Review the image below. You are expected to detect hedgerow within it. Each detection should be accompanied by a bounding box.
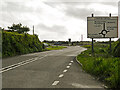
[2,31,43,57]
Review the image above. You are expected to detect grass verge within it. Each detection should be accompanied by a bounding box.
[77,43,120,89]
[46,45,67,51]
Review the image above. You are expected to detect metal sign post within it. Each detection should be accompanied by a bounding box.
[68,38,71,46]
[109,38,112,53]
[91,14,94,54]
[92,38,94,53]
[109,13,112,53]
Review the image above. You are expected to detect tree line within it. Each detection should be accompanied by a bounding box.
[2,23,30,34]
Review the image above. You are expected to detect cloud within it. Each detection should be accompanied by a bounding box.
[45,2,118,21]
[64,2,117,20]
[37,24,68,35]
[64,6,101,20]
[0,0,118,41]
[30,23,68,41]
[1,1,37,13]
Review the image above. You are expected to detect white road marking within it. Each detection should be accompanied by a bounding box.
[59,74,64,78]
[52,81,59,86]
[0,58,34,71]
[72,83,102,88]
[0,55,47,73]
[0,59,36,73]
[63,69,67,73]
[66,66,70,68]
[70,61,73,63]
[69,63,72,65]
[72,83,90,88]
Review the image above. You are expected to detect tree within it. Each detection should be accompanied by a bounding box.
[8,23,30,33]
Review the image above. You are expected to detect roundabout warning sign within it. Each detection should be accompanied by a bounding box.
[87,16,118,38]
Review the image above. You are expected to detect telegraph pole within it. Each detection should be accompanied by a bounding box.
[81,34,83,45]
[33,25,34,35]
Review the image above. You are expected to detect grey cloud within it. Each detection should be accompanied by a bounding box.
[2,1,42,13]
[36,24,68,40]
[64,2,118,20]
[2,2,30,13]
[37,24,67,36]
[45,2,117,21]
[64,6,103,20]
[100,2,118,7]
[45,2,117,8]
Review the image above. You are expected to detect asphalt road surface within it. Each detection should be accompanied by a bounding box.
[2,46,105,89]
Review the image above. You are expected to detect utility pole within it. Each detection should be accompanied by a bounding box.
[81,34,83,45]
[81,34,83,41]
[33,25,34,35]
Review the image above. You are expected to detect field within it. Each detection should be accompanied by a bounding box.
[77,41,120,88]
[46,45,67,51]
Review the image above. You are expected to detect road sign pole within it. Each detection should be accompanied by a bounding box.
[109,13,112,53]
[91,14,94,54]
[109,38,112,53]
[92,38,94,53]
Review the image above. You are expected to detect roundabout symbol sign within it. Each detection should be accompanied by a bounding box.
[87,16,118,38]
[99,23,110,38]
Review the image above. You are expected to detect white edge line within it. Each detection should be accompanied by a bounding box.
[75,57,83,67]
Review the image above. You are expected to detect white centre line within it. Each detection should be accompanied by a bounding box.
[70,61,73,63]
[52,81,59,86]
[59,74,64,78]
[63,69,67,73]
[66,66,70,68]
[69,63,72,65]
[0,55,47,73]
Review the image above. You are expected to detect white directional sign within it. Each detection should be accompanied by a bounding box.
[87,17,118,38]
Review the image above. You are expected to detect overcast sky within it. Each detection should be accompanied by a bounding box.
[0,0,119,41]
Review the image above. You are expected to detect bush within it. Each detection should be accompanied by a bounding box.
[113,41,120,57]
[2,31,43,57]
[77,42,120,88]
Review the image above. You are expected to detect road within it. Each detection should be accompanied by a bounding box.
[2,46,105,89]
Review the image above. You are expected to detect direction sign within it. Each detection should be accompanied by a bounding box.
[87,17,118,38]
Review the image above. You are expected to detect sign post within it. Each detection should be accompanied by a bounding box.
[87,13,118,53]
[109,13,112,53]
[109,38,112,53]
[91,14,94,54]
[68,38,71,46]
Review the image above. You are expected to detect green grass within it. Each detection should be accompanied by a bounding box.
[46,46,67,50]
[77,42,120,88]
[81,45,91,48]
